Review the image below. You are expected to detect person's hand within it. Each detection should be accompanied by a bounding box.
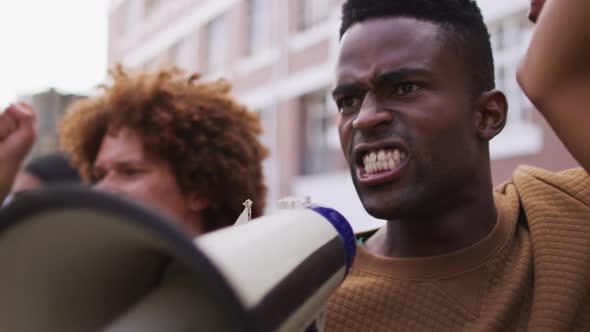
[0,103,37,202]
[0,103,36,162]
[529,0,546,23]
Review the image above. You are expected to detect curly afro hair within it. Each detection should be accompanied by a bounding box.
[340,0,495,96]
[59,65,268,231]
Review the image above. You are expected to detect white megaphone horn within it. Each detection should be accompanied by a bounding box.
[0,186,356,332]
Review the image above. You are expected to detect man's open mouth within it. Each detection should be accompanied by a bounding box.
[361,148,408,175]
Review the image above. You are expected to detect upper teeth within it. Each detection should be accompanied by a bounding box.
[363,149,407,174]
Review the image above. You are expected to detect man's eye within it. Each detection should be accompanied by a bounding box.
[396,82,420,95]
[338,96,362,113]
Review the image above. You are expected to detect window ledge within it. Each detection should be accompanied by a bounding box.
[236,48,279,76]
[289,20,332,52]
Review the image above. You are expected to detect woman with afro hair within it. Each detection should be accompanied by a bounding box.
[58,65,268,235]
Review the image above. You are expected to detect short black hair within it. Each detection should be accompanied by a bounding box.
[340,0,495,96]
[24,153,81,184]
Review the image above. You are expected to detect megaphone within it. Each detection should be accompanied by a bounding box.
[0,186,356,332]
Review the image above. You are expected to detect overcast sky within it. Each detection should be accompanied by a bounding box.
[0,0,109,107]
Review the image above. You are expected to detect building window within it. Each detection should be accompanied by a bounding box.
[299,90,345,175]
[171,34,197,71]
[246,0,271,56]
[256,106,279,209]
[206,16,226,74]
[299,0,331,30]
[486,10,542,158]
[489,12,534,126]
[123,0,141,36]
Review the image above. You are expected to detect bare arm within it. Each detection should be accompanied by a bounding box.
[517,0,590,172]
[0,103,36,203]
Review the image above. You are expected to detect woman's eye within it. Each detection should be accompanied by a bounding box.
[121,168,139,176]
[396,82,420,95]
[90,170,104,183]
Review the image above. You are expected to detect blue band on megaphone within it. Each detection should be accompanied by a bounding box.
[308,205,356,275]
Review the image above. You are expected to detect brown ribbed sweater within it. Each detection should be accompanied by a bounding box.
[326,166,590,331]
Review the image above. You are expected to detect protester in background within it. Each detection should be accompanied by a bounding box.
[58,65,268,235]
[325,0,590,330]
[10,153,81,193]
[1,152,82,207]
[1,66,268,236]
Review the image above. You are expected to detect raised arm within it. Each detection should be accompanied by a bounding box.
[0,103,36,203]
[517,0,590,172]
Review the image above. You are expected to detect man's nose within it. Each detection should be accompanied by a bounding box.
[352,95,393,130]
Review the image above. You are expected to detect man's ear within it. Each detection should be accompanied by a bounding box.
[473,90,508,141]
[187,192,208,214]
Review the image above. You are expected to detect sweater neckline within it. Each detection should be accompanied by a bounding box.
[354,192,517,280]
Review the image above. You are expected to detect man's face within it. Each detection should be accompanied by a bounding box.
[334,18,482,220]
[92,127,203,234]
[529,0,546,23]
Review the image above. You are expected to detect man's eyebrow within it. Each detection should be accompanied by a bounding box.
[332,68,432,97]
[332,84,366,98]
[374,68,432,86]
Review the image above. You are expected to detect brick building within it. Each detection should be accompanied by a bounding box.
[108,0,578,231]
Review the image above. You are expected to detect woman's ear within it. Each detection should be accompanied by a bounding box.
[187,192,208,214]
[474,90,508,141]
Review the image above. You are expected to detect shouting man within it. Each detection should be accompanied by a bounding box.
[326,0,590,331]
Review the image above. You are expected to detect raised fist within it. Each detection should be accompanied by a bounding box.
[0,103,37,201]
